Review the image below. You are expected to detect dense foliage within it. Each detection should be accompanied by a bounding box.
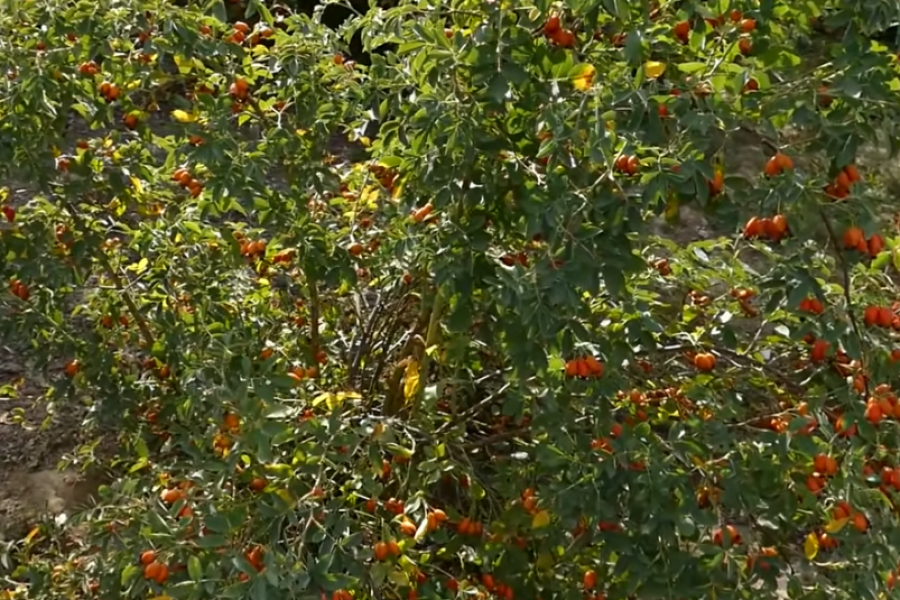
[2,0,900,599]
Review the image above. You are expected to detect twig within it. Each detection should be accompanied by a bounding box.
[460,427,527,451]
[63,200,155,350]
[437,377,512,435]
[816,204,869,397]
[305,272,321,355]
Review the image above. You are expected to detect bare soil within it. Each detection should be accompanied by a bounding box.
[0,345,109,541]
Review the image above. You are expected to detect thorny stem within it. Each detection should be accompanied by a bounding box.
[817,204,869,398]
[294,461,327,566]
[64,200,155,350]
[305,271,321,355]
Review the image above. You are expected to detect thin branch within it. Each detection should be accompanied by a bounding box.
[63,200,155,350]
[817,204,869,397]
[306,272,321,355]
[460,427,527,451]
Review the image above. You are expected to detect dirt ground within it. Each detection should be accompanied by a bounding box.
[0,343,111,541]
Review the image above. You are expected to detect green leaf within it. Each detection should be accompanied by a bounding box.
[207,0,227,23]
[676,62,707,74]
[188,556,202,581]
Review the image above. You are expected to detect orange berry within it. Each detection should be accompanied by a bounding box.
[64,359,81,377]
[693,352,716,372]
[399,519,417,536]
[743,217,764,239]
[713,524,741,545]
[868,234,884,257]
[806,474,825,494]
[864,305,880,327]
[865,400,883,424]
[544,15,561,35]
[673,20,691,43]
[142,561,162,581]
[160,488,184,505]
[374,541,389,561]
[412,203,434,223]
[842,226,865,250]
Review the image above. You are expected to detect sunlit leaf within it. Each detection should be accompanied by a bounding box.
[171,109,195,123]
[644,60,666,79]
[403,359,421,403]
[571,64,596,91]
[532,510,551,529]
[824,518,848,533]
[803,532,819,560]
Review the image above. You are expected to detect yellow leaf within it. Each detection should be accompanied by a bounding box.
[359,136,371,147]
[803,532,819,560]
[24,526,41,544]
[824,517,849,533]
[330,391,362,410]
[360,186,379,204]
[644,60,667,79]
[403,359,420,402]
[129,176,143,196]
[532,510,551,529]
[171,109,195,123]
[129,257,149,274]
[391,177,405,201]
[275,488,294,505]
[571,64,596,92]
[664,196,679,222]
[312,392,333,407]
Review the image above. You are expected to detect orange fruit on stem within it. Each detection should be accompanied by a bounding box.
[160,488,184,505]
[868,234,884,257]
[673,20,691,43]
[374,541,389,561]
[693,352,716,372]
[64,359,81,377]
[842,227,864,250]
[544,15,560,36]
[713,524,741,545]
